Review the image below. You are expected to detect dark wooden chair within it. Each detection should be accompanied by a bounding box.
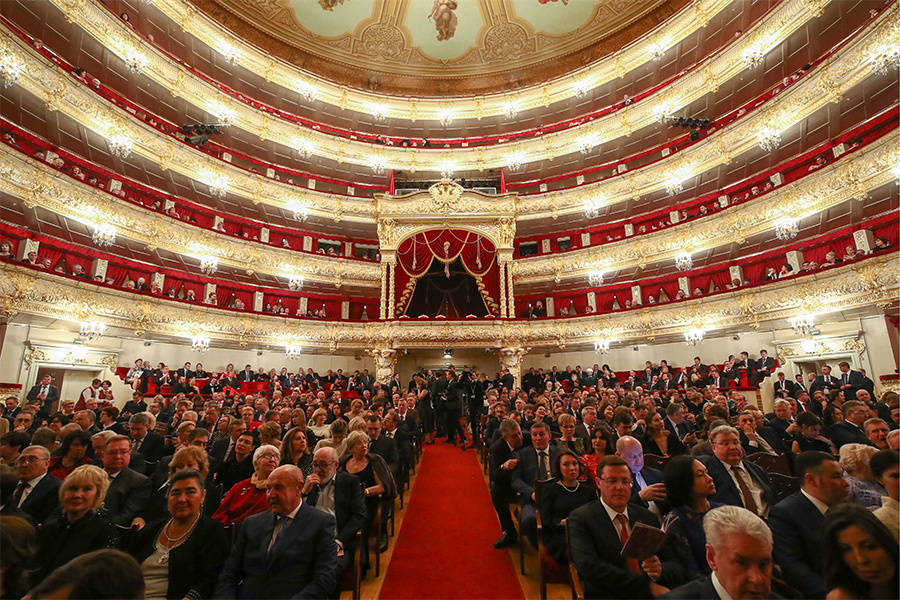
[642,454,669,472]
[770,472,800,500]
[565,521,584,600]
[535,478,568,600]
[339,529,363,600]
[746,452,790,476]
[222,521,241,547]
[369,494,383,578]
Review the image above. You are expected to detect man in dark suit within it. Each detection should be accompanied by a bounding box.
[101,435,151,526]
[382,410,411,475]
[737,412,784,455]
[303,447,366,591]
[176,362,194,380]
[828,400,876,449]
[395,398,420,435]
[772,372,795,399]
[792,374,808,398]
[569,456,683,599]
[2,397,22,426]
[836,361,864,401]
[128,412,166,462]
[698,426,776,519]
[365,415,399,477]
[858,368,876,398]
[809,365,838,396]
[216,465,339,599]
[661,505,779,599]
[490,418,523,548]
[26,374,59,416]
[13,444,61,525]
[511,422,559,548]
[663,403,695,442]
[616,436,666,514]
[574,406,599,441]
[499,368,515,392]
[210,418,247,463]
[750,350,776,387]
[770,451,849,599]
[238,364,256,382]
[765,400,796,441]
[706,369,729,389]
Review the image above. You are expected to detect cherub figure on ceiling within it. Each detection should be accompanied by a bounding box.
[429,0,459,41]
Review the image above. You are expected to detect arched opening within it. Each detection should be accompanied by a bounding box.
[404,258,490,318]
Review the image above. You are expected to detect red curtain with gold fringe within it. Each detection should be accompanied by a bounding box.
[394,230,500,317]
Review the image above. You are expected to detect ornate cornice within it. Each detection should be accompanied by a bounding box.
[515,134,900,283]
[56,0,734,120]
[40,0,854,175]
[0,147,380,288]
[3,9,891,223]
[1,253,895,350]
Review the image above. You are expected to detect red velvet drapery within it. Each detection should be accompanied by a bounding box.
[394,230,500,317]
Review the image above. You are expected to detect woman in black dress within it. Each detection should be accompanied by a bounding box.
[540,450,597,564]
[642,411,687,457]
[414,375,435,444]
[791,412,837,454]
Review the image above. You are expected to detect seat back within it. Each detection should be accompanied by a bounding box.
[746,452,790,476]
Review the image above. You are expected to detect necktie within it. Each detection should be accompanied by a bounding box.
[732,466,759,515]
[41,386,47,396]
[269,516,291,556]
[843,374,848,384]
[132,438,142,454]
[226,441,237,462]
[12,482,28,506]
[826,376,831,384]
[615,514,642,574]
[538,451,549,479]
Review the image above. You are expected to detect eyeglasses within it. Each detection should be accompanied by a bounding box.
[599,478,632,487]
[17,455,46,464]
[312,461,337,469]
[258,453,280,460]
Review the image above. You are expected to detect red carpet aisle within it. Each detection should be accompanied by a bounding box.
[379,442,525,600]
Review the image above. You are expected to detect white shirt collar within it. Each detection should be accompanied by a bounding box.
[282,500,302,521]
[600,497,629,524]
[800,489,830,515]
[25,473,46,488]
[711,572,733,600]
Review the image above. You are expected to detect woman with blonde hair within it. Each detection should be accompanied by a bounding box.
[256,421,283,450]
[308,408,331,439]
[348,415,368,433]
[30,464,118,583]
[840,443,885,509]
[315,419,349,455]
[280,427,313,476]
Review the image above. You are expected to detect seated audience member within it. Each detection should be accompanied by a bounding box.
[215,465,339,599]
[209,418,246,462]
[864,418,890,449]
[660,505,777,600]
[829,400,876,449]
[129,412,166,462]
[314,419,349,455]
[29,465,118,584]
[0,471,35,525]
[870,449,899,540]
[215,430,257,493]
[101,435,151,526]
[569,455,683,599]
[770,451,849,599]
[132,446,212,529]
[131,469,229,600]
[0,515,35,600]
[213,444,279,526]
[791,411,837,454]
[14,444,61,525]
[490,418,524,549]
[821,504,898,600]
[540,450,597,564]
[0,431,30,466]
[47,430,92,480]
[699,426,775,518]
[554,414,586,455]
[511,422,560,548]
[27,549,145,599]
[281,426,314,476]
[580,426,615,483]
[642,411,687,457]
[839,443,885,509]
[617,435,666,513]
[737,411,784,455]
[302,446,367,591]
[662,455,722,578]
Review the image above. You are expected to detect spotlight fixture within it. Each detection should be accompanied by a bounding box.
[588,271,605,286]
[199,256,218,275]
[79,321,106,341]
[191,336,210,352]
[443,348,453,358]
[92,223,117,248]
[774,218,799,241]
[285,345,302,360]
[789,314,815,336]
[757,127,782,152]
[674,252,693,271]
[107,134,133,159]
[0,51,23,88]
[288,275,304,291]
[685,329,705,346]
[594,339,611,354]
[869,44,900,76]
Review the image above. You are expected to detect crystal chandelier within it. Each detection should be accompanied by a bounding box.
[124,51,148,74]
[685,330,704,346]
[369,155,388,175]
[199,256,218,275]
[870,45,900,76]
[208,102,236,125]
[289,200,308,222]
[285,345,302,360]
[584,196,603,219]
[649,43,666,62]
[665,178,684,197]
[504,153,525,173]
[107,134,133,159]
[92,223,117,247]
[80,321,106,341]
[573,77,594,98]
[594,339,610,354]
[674,252,693,271]
[741,46,765,69]
[757,127,782,152]
[800,338,820,354]
[297,82,316,102]
[790,315,815,336]
[440,163,455,179]
[295,138,314,160]
[288,275,304,291]
[0,51,23,88]
[503,101,520,120]
[220,44,239,65]
[191,336,210,352]
[438,110,454,127]
[588,271,605,286]
[652,105,674,124]
[774,218,799,241]
[207,174,229,198]
[577,134,597,155]
[370,104,388,122]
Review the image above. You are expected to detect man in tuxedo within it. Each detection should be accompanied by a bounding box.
[217,465,338,598]
[366,416,399,477]
[616,436,666,514]
[499,368,515,392]
[396,398,420,434]
[699,426,776,518]
[383,410,411,473]
[302,447,366,591]
[128,412,166,462]
[661,506,777,600]
[836,361,864,401]
[14,444,61,524]
[692,357,709,374]
[858,368,876,398]
[511,422,559,548]
[772,372,795,399]
[809,365,838,396]
[750,350,776,387]
[101,436,151,526]
[770,451,849,599]
[26,374,59,416]
[358,369,376,393]
[73,410,101,436]
[706,368,729,389]
[569,456,683,599]
[737,412,784,455]
[828,400,876,449]
[491,419,523,548]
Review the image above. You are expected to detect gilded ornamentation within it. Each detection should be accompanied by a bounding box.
[99,354,119,372]
[842,337,866,357]
[23,348,48,369]
[368,347,398,384]
[358,23,407,61]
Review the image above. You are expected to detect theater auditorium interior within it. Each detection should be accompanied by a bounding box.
[0,0,898,598]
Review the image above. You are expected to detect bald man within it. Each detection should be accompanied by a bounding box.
[616,435,666,513]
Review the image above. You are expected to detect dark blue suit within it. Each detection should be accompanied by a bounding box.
[216,503,339,599]
[698,455,776,514]
[19,474,60,525]
[769,492,827,599]
[511,444,560,547]
[629,467,663,510]
[660,575,784,599]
